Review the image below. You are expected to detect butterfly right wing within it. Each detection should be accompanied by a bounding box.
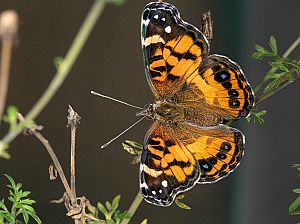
[140,120,244,206]
[140,121,200,206]
[141,2,209,99]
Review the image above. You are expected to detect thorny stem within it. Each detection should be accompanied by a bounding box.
[0,0,106,150]
[120,192,143,224]
[254,36,300,93]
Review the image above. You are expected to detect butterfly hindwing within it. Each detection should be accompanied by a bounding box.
[184,54,254,119]
[177,123,245,183]
[140,121,244,205]
[141,2,209,99]
[140,121,199,206]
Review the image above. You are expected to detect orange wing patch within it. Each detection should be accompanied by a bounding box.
[174,123,245,183]
[140,122,199,206]
[142,2,209,99]
[185,54,254,119]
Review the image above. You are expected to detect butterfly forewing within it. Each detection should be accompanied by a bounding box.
[141,2,209,99]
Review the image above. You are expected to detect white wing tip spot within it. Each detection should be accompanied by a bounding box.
[154,14,159,19]
[165,26,171,33]
[162,180,168,187]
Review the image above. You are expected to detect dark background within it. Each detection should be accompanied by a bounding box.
[0,0,299,223]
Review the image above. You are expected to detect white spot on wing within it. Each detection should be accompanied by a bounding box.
[165,26,171,33]
[161,17,166,21]
[152,191,156,195]
[159,189,163,193]
[154,14,159,19]
[162,180,168,187]
[143,19,150,26]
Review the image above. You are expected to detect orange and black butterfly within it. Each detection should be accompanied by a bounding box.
[138,2,254,206]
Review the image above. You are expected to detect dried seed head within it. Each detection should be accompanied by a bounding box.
[0,10,18,40]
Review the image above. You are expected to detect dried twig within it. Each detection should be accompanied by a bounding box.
[67,105,81,198]
[0,10,18,126]
[201,10,213,43]
[17,113,76,203]
[18,109,103,223]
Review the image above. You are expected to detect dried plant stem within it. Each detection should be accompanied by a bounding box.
[0,0,106,149]
[70,126,76,196]
[120,192,143,224]
[33,130,75,201]
[68,105,81,198]
[17,112,75,203]
[0,39,13,126]
[254,36,300,93]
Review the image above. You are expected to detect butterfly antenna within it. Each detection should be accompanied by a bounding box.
[91,90,143,110]
[101,116,145,149]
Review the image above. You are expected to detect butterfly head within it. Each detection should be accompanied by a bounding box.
[136,103,155,120]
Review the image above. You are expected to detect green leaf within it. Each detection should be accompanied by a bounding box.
[29,213,42,224]
[268,36,278,55]
[0,199,8,212]
[293,189,300,194]
[0,141,10,159]
[105,201,112,211]
[21,205,35,213]
[5,174,17,189]
[19,199,36,205]
[22,208,29,224]
[255,44,267,53]
[53,56,64,69]
[97,202,108,216]
[20,191,31,198]
[263,78,280,93]
[175,194,191,210]
[289,196,300,214]
[269,61,289,72]
[3,105,19,130]
[114,210,129,223]
[122,140,143,155]
[111,195,121,212]
[251,52,264,60]
[249,110,267,125]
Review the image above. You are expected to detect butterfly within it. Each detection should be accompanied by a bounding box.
[137,1,255,206]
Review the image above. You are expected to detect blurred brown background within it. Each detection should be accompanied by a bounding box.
[0,0,299,223]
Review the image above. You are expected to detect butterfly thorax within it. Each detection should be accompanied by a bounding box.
[137,100,184,122]
[154,100,184,122]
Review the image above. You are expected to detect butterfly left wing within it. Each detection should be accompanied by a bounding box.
[140,121,244,206]
[141,2,209,99]
[177,54,255,122]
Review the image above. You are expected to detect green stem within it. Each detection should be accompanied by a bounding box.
[121,191,143,224]
[0,0,106,147]
[255,70,300,107]
[254,35,300,93]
